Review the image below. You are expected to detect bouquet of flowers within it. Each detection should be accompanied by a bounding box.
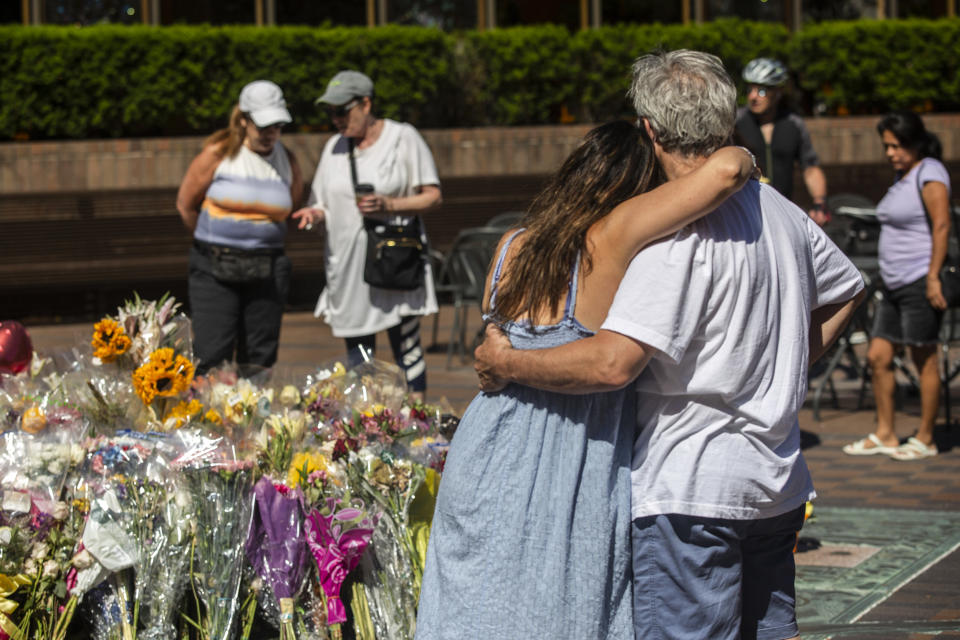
[82,294,195,433]
[172,429,256,640]
[78,432,188,640]
[245,478,307,640]
[0,406,86,640]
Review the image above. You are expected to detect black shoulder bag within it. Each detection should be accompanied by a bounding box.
[349,138,425,291]
[918,168,960,307]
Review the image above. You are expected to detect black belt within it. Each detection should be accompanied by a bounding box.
[193,240,283,258]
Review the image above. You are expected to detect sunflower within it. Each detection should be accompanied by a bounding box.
[91,317,132,363]
[163,398,203,429]
[131,348,195,405]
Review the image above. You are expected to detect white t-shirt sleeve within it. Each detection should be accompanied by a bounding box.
[601,233,710,364]
[400,124,440,191]
[808,217,865,309]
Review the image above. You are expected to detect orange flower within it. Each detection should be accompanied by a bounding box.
[21,406,47,434]
[91,318,131,363]
[131,348,194,405]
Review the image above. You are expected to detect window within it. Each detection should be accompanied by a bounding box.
[159,0,254,25]
[603,0,683,24]
[276,0,365,26]
[390,0,478,29]
[43,0,143,25]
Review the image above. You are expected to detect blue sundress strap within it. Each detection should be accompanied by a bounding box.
[562,252,582,319]
[487,228,525,313]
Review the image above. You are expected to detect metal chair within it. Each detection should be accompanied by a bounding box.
[827,192,879,255]
[431,226,504,367]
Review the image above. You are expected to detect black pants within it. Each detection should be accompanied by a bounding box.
[344,316,427,392]
[188,245,291,375]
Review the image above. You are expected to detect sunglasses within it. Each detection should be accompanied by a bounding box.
[326,98,361,119]
[748,85,771,97]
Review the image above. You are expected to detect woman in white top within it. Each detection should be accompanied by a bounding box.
[293,71,441,393]
[177,80,303,375]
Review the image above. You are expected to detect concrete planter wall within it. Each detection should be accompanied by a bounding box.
[2,114,958,196]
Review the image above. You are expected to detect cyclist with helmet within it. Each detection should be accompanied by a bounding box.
[735,57,830,226]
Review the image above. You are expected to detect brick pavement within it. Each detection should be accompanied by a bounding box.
[24,308,960,638]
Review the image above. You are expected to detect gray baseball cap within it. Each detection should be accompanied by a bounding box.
[315,70,374,106]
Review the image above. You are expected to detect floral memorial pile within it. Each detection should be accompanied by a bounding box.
[0,296,455,640]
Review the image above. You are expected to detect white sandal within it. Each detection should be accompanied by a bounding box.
[842,433,897,456]
[890,436,938,461]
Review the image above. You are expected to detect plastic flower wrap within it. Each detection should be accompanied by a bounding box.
[305,496,377,633]
[281,436,374,640]
[78,432,188,640]
[113,293,192,367]
[346,448,424,640]
[171,428,255,640]
[245,478,308,640]
[82,294,195,433]
[192,366,275,444]
[0,408,85,640]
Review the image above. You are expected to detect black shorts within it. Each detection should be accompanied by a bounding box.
[872,276,943,346]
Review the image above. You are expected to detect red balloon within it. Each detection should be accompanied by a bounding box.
[0,320,33,375]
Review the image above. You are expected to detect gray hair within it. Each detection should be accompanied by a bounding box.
[628,49,737,157]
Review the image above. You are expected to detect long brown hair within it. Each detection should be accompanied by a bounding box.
[492,120,658,323]
[203,105,246,158]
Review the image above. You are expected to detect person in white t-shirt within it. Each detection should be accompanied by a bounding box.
[293,71,441,393]
[474,50,865,640]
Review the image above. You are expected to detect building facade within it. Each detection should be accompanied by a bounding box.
[5,0,958,30]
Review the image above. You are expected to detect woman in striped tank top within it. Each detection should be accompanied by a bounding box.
[176,80,304,375]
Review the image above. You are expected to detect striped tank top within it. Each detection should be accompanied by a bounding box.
[194,143,292,250]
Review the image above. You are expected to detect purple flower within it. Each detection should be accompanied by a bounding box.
[245,478,308,601]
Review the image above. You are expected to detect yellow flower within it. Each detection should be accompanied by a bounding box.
[361,403,386,418]
[21,406,47,434]
[131,348,194,405]
[203,408,222,425]
[91,318,132,363]
[164,398,203,429]
[287,451,330,488]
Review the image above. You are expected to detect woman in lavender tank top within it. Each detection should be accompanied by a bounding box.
[844,112,952,461]
[415,123,756,638]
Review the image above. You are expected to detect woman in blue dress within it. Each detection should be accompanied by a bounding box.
[415,122,756,639]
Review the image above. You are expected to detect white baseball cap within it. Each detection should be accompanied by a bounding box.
[239,80,292,127]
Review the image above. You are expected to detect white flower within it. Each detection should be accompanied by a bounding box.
[23,559,37,575]
[285,410,306,442]
[254,425,269,451]
[279,385,301,408]
[72,549,95,570]
[0,526,12,546]
[51,501,70,520]
[42,560,59,578]
[30,542,50,561]
[69,444,86,466]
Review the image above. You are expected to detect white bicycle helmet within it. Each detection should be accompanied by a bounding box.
[742,58,788,87]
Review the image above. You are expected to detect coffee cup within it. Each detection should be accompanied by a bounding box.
[355,183,375,206]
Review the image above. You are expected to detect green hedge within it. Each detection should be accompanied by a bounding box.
[0,24,454,138]
[791,18,960,114]
[0,18,957,140]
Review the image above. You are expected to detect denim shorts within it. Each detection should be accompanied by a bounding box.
[632,506,805,640]
[872,276,943,346]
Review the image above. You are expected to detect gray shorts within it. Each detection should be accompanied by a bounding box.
[631,506,805,640]
[872,276,943,346]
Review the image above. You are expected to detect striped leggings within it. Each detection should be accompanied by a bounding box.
[344,316,427,392]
